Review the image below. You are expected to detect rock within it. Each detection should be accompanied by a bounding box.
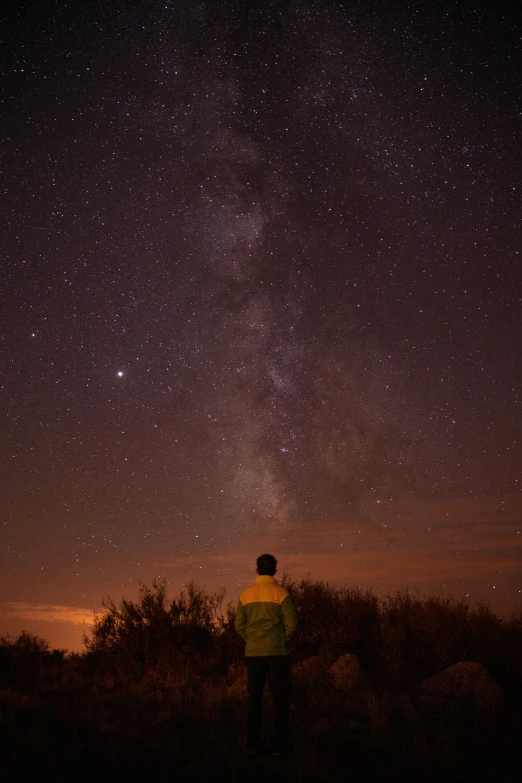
[227,661,245,682]
[226,672,248,701]
[293,655,324,681]
[345,697,370,720]
[420,661,504,712]
[226,662,247,700]
[416,693,467,723]
[328,654,364,694]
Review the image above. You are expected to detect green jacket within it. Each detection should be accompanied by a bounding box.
[234,575,297,656]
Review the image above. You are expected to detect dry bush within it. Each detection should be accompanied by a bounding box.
[1,579,521,782]
[281,574,381,667]
[0,631,65,690]
[84,579,232,682]
[502,608,522,698]
[378,590,511,687]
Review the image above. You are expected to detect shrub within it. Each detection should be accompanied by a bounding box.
[378,591,511,686]
[0,631,58,689]
[73,576,522,697]
[281,574,381,666]
[84,579,229,681]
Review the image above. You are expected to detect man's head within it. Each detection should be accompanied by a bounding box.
[256,553,277,576]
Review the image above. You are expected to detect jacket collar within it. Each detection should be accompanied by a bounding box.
[255,575,277,583]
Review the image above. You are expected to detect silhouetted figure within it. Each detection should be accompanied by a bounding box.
[235,553,297,757]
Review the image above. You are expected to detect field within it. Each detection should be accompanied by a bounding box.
[1,577,521,782]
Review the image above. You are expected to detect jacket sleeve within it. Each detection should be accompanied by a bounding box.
[281,594,297,643]
[234,599,247,641]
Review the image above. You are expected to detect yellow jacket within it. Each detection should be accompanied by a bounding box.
[234,575,297,656]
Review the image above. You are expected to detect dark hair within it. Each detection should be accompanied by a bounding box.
[256,553,277,576]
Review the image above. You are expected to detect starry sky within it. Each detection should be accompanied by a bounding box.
[2,1,521,650]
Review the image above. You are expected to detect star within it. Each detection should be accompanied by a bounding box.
[2,0,521,654]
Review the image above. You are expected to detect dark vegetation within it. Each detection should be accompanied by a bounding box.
[1,577,521,782]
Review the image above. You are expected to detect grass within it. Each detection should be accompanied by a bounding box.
[1,578,521,782]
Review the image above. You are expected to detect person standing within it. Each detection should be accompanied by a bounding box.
[234,553,297,756]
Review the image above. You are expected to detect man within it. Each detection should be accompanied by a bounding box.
[234,553,297,756]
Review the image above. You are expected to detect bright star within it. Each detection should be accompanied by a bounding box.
[117,371,124,377]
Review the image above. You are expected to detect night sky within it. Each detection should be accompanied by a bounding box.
[2,1,521,650]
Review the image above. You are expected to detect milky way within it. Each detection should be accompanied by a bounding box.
[1,2,520,647]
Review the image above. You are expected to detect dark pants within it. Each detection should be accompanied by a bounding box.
[245,656,292,752]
